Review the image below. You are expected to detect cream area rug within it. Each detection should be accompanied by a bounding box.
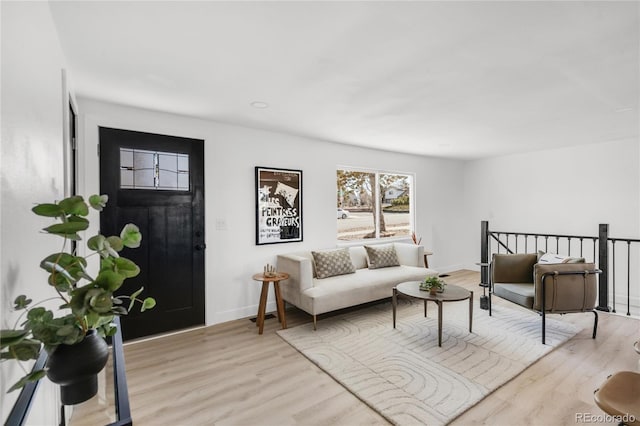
[277,299,581,426]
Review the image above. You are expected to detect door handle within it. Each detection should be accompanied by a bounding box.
[195,244,207,251]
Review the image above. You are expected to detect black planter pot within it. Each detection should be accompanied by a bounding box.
[46,329,109,405]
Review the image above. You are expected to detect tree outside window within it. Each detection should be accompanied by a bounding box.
[337,169,413,241]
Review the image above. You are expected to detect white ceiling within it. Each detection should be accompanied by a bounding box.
[49,1,639,160]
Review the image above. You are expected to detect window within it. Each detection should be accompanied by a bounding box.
[120,148,189,191]
[337,168,413,241]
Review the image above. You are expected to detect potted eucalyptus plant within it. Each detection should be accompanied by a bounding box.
[420,276,446,295]
[0,194,155,404]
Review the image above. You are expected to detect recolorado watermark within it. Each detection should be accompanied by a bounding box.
[576,412,636,423]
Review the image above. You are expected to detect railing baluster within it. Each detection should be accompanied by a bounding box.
[545,236,549,252]
[556,236,560,253]
[568,237,571,256]
[612,240,616,313]
[627,241,631,316]
[579,237,583,257]
[515,234,518,253]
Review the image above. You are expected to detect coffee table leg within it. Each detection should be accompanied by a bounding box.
[424,300,427,317]
[469,291,474,333]
[437,301,442,347]
[392,287,397,328]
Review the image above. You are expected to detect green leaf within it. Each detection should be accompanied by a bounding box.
[112,306,128,315]
[70,286,90,315]
[141,297,156,312]
[56,325,76,337]
[68,215,89,226]
[0,329,29,349]
[120,224,142,248]
[40,261,76,285]
[32,203,63,217]
[7,369,47,393]
[89,235,120,259]
[94,270,125,291]
[40,253,87,283]
[62,332,81,345]
[88,290,113,314]
[26,307,47,322]
[44,221,89,235]
[5,341,41,361]
[85,310,101,329]
[130,287,144,301]
[87,234,105,251]
[128,287,144,311]
[13,295,32,310]
[43,221,88,240]
[106,236,124,252]
[58,196,89,216]
[103,240,120,258]
[89,194,108,211]
[115,257,140,278]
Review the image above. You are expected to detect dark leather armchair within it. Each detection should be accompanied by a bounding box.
[489,253,601,344]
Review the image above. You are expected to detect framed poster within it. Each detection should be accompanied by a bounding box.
[255,166,303,245]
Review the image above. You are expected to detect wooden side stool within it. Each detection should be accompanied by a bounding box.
[594,371,640,425]
[251,272,289,335]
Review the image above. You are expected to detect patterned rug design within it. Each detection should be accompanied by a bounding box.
[278,300,580,425]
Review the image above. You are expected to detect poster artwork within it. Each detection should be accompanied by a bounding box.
[256,167,302,244]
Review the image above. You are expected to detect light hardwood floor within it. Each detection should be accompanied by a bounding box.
[72,270,639,425]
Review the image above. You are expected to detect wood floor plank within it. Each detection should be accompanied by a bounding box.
[70,270,639,425]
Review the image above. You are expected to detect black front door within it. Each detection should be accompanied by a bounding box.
[99,127,205,340]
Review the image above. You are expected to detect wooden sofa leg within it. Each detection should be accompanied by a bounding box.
[592,310,598,339]
[313,315,317,331]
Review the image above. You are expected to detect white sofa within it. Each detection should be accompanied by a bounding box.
[276,243,438,328]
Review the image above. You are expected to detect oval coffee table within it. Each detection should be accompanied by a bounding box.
[392,281,473,347]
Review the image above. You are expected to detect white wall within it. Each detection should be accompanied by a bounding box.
[0,1,69,422]
[462,138,639,255]
[77,98,466,326]
[461,138,640,311]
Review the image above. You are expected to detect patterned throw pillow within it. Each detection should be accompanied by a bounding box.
[311,248,356,279]
[365,245,400,269]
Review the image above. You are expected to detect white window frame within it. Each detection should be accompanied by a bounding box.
[337,166,416,243]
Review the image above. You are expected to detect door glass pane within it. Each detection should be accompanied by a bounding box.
[120,148,189,191]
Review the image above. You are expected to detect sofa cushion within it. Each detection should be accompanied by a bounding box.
[311,248,356,279]
[492,253,537,283]
[348,246,369,270]
[365,244,400,269]
[305,265,435,314]
[494,283,535,309]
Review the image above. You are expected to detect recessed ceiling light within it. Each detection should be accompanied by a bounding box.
[251,101,269,109]
[615,107,633,113]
